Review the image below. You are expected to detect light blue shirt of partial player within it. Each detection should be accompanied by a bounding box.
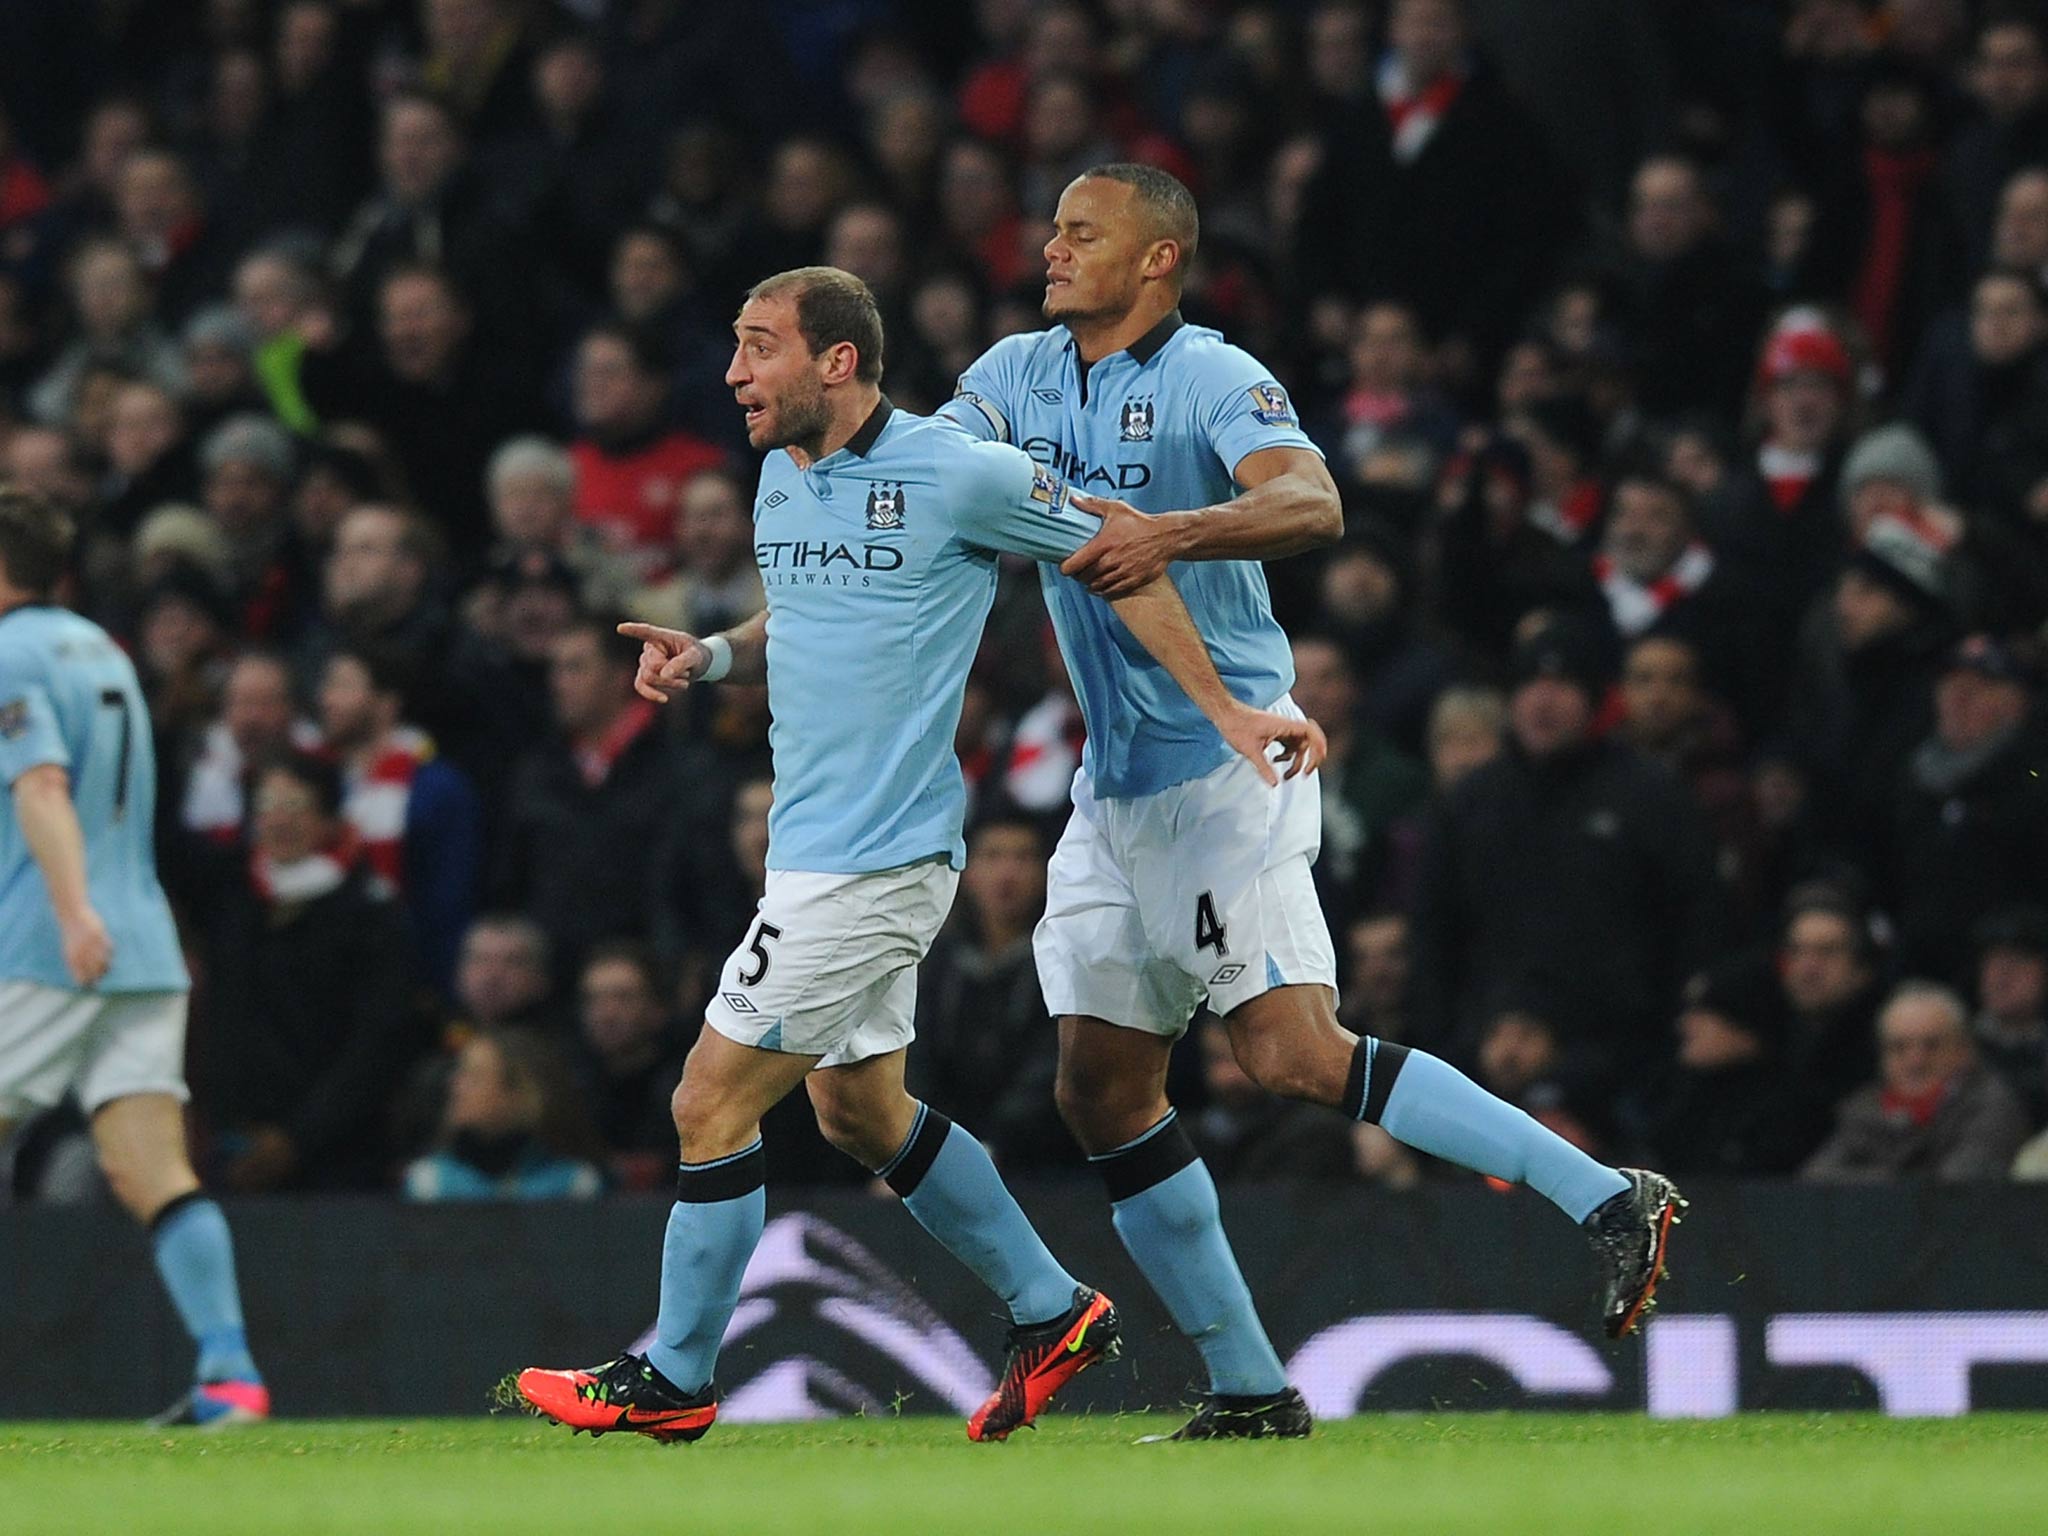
[0,604,188,992]
[940,310,1320,798]
[752,397,1098,874]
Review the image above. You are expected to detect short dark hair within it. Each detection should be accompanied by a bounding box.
[745,266,885,384]
[582,939,662,994]
[327,642,414,705]
[561,611,640,671]
[0,485,74,597]
[582,319,674,379]
[258,749,345,819]
[1080,162,1201,274]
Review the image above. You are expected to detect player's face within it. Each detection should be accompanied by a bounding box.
[727,296,831,453]
[1043,178,1156,325]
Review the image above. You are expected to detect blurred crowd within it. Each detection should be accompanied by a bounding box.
[7,0,2048,1201]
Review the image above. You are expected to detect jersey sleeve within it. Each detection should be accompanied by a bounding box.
[940,437,1097,562]
[0,647,68,785]
[937,335,1031,444]
[1196,345,1323,483]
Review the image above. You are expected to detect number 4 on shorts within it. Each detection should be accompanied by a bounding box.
[1194,891,1228,957]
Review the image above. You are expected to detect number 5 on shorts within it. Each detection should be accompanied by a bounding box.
[739,920,782,986]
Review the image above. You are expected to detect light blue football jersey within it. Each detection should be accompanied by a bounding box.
[751,398,1098,874]
[941,311,1320,798]
[0,603,187,992]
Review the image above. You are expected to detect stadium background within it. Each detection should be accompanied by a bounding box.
[8,0,2048,1420]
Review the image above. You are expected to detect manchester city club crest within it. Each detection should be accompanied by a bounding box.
[1119,396,1155,442]
[864,482,906,530]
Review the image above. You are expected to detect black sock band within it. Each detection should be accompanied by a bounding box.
[881,1105,953,1198]
[1342,1037,1373,1120]
[1352,1040,1410,1125]
[675,1141,766,1203]
[149,1189,210,1235]
[1090,1111,1199,1203]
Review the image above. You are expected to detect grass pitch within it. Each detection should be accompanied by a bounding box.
[3,1414,2045,1536]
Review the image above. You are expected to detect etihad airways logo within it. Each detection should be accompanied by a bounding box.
[756,539,906,589]
[1021,437,1151,492]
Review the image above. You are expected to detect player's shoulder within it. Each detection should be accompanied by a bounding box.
[1166,324,1282,388]
[897,409,1030,490]
[964,327,1066,388]
[0,605,97,672]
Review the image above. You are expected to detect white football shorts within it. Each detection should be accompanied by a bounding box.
[704,858,959,1068]
[0,981,190,1119]
[1035,694,1338,1037]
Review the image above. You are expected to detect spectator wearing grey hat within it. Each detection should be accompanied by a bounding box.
[200,412,306,640]
[181,302,268,438]
[1888,634,2048,980]
[1788,517,1953,861]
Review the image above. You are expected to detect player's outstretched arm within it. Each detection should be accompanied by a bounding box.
[1062,448,1343,598]
[1107,580,1325,786]
[10,764,112,986]
[618,610,770,701]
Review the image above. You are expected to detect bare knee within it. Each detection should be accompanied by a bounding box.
[90,1099,199,1223]
[1054,1040,1169,1154]
[810,1094,903,1170]
[670,1075,761,1165]
[1226,988,1354,1107]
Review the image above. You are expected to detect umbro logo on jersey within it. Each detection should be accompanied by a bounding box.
[1033,388,1063,404]
[721,992,759,1014]
[1209,963,1246,986]
[762,490,790,509]
[864,482,906,530]
[1119,397,1154,442]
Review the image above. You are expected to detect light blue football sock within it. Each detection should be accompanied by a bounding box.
[151,1195,260,1384]
[1348,1039,1629,1222]
[1092,1112,1288,1397]
[644,1141,766,1395]
[880,1105,1079,1326]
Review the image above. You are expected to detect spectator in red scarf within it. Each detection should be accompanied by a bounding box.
[1751,310,1858,605]
[179,649,319,854]
[1297,0,1571,367]
[190,752,421,1192]
[316,645,483,993]
[1844,62,1949,374]
[492,614,677,982]
[1804,981,2028,1181]
[567,321,725,581]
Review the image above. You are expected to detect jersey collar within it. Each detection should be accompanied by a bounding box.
[843,394,895,458]
[1125,308,1185,366]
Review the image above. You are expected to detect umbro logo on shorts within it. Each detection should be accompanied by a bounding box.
[1209,963,1246,986]
[722,993,759,1014]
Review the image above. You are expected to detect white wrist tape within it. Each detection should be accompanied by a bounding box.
[698,634,734,683]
